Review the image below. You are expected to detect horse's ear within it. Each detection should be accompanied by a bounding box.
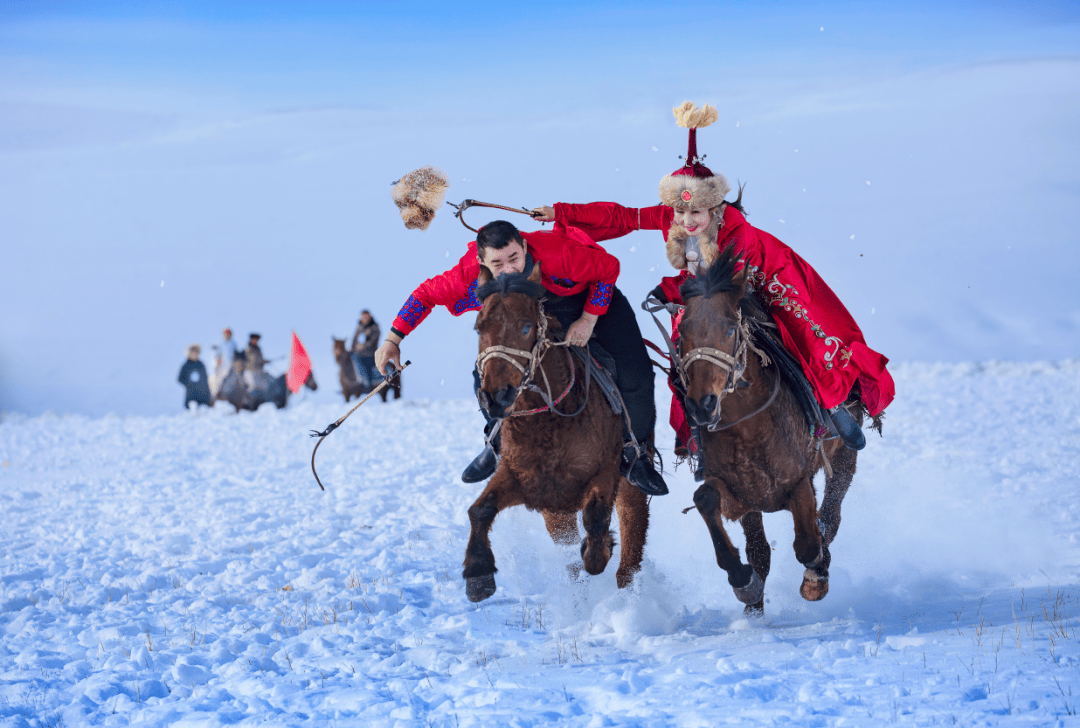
[477,263,493,287]
[528,260,542,284]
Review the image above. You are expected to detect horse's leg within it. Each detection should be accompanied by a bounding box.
[462,469,525,603]
[789,479,828,602]
[818,444,857,547]
[542,510,579,546]
[614,477,649,588]
[694,480,762,606]
[739,511,771,616]
[580,472,618,577]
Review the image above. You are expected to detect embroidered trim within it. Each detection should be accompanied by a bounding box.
[453,279,482,314]
[548,275,576,289]
[588,281,614,309]
[397,294,430,329]
[764,274,851,369]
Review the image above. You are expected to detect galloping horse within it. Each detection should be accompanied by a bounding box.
[333,338,401,403]
[463,262,649,602]
[677,247,872,615]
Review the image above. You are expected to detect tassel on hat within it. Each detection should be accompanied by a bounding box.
[391,166,450,230]
[658,101,730,211]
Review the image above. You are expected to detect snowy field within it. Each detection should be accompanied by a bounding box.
[2,361,1079,727]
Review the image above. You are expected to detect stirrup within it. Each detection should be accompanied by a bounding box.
[828,405,866,451]
[621,444,669,496]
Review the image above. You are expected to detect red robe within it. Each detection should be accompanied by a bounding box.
[552,202,895,439]
[391,224,619,337]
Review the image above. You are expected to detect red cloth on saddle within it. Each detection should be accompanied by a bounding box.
[391,224,620,337]
[286,331,312,393]
[553,201,895,418]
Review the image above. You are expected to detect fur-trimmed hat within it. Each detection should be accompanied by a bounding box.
[391,166,450,231]
[658,102,730,211]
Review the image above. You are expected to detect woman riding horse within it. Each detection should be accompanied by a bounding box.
[532,101,895,455]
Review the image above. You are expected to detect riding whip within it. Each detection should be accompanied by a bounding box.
[446,199,544,233]
[308,360,411,491]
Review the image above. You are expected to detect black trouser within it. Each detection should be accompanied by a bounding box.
[473,286,656,445]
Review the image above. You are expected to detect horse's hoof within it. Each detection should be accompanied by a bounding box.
[465,574,497,603]
[732,570,764,605]
[743,601,765,618]
[800,566,829,601]
[580,534,614,576]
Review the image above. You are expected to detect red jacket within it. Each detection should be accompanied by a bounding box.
[553,201,895,416]
[391,224,619,337]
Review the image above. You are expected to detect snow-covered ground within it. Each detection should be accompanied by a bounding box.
[2,361,1079,727]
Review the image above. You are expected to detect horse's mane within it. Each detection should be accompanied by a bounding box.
[477,271,546,303]
[680,245,742,300]
[680,246,768,323]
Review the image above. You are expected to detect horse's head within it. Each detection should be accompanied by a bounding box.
[474,261,548,419]
[678,246,752,429]
[332,337,346,358]
[305,370,318,391]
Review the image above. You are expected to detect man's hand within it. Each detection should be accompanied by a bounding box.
[565,313,597,347]
[531,205,555,222]
[374,338,402,376]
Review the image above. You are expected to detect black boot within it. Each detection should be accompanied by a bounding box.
[828,405,866,451]
[622,445,669,496]
[462,427,500,483]
[462,446,497,483]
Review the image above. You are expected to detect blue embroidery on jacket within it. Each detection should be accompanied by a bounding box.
[453,280,482,314]
[549,275,576,289]
[397,295,430,328]
[588,282,614,309]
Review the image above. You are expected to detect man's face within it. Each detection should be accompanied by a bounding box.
[360,312,372,325]
[249,337,259,346]
[478,240,527,277]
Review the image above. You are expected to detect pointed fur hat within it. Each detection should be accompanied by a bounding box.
[391,166,450,230]
[658,101,730,210]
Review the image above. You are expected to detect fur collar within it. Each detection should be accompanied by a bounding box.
[665,203,727,271]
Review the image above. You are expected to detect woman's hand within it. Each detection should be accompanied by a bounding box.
[531,205,555,222]
[374,338,401,376]
[565,313,597,347]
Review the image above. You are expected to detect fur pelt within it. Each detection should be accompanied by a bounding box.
[391,166,449,230]
[665,203,726,271]
[658,172,730,211]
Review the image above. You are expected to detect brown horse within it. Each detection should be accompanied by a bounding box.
[678,247,871,615]
[463,262,649,602]
[333,338,401,402]
[215,354,318,412]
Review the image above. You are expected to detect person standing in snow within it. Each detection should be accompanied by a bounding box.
[178,344,212,409]
[350,310,381,387]
[210,327,237,397]
[374,219,669,496]
[532,101,895,454]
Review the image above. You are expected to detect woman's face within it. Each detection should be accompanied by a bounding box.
[673,208,712,235]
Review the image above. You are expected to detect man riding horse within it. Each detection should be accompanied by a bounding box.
[532,101,895,456]
[374,219,669,496]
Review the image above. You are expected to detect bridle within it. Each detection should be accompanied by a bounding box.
[643,294,777,432]
[476,297,590,420]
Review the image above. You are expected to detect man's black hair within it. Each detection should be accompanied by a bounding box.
[476,220,524,255]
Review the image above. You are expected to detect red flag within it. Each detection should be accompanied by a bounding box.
[286,331,313,393]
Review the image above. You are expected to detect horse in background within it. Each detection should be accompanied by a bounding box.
[463,262,649,602]
[678,247,875,615]
[214,353,318,412]
[333,337,401,402]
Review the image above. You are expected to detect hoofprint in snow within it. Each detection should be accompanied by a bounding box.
[1,361,1079,727]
